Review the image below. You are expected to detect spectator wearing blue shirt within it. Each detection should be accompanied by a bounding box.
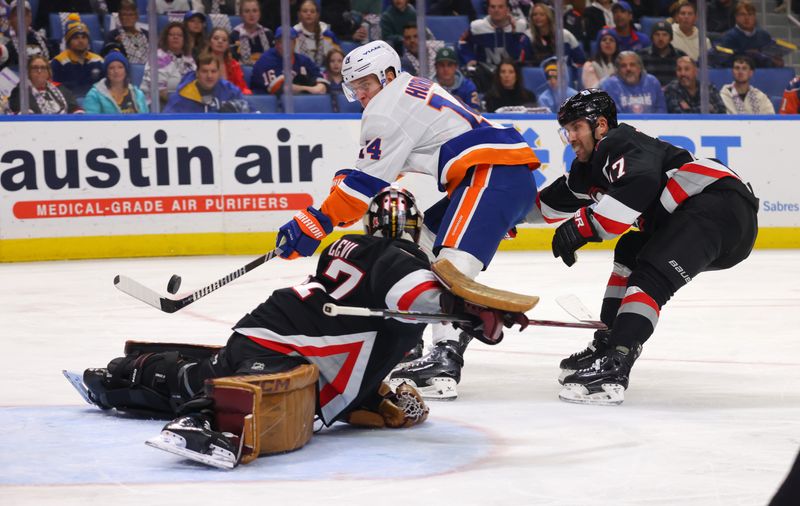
[537,59,578,113]
[164,51,250,113]
[431,47,481,111]
[250,26,328,95]
[50,14,104,96]
[719,0,783,68]
[600,51,666,113]
[609,1,651,52]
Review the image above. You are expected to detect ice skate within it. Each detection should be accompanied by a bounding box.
[558,330,611,384]
[397,340,424,366]
[559,344,641,406]
[389,333,471,400]
[145,414,240,469]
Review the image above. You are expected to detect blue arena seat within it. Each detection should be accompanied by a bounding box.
[228,15,242,29]
[335,93,363,113]
[751,67,795,99]
[246,95,279,113]
[772,95,785,112]
[639,16,666,37]
[241,65,253,88]
[427,16,469,47]
[708,68,731,89]
[522,67,547,95]
[472,0,486,16]
[130,63,145,87]
[340,41,359,56]
[91,39,104,53]
[49,13,103,42]
[293,94,334,113]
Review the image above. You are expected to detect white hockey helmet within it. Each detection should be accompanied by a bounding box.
[341,40,401,102]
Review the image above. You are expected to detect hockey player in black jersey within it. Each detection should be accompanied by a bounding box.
[532,89,759,405]
[78,187,523,468]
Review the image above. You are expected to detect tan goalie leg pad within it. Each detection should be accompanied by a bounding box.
[345,382,429,429]
[205,363,319,465]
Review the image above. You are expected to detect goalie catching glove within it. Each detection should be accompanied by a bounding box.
[552,207,602,267]
[277,206,333,259]
[345,381,429,428]
[440,291,530,345]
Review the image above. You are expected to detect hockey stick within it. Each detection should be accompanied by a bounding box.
[322,303,607,330]
[114,247,283,313]
[555,294,605,326]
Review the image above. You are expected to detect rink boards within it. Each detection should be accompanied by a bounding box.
[1,113,797,261]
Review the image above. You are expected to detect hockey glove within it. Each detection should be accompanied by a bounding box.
[440,292,529,345]
[552,207,602,267]
[276,207,333,259]
[345,382,429,428]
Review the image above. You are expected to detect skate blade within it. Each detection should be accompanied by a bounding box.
[145,431,237,470]
[389,377,458,401]
[557,368,576,385]
[62,370,101,408]
[558,383,625,406]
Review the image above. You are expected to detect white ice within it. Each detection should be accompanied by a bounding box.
[1,250,798,506]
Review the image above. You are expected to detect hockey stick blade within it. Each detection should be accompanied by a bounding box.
[555,294,604,326]
[323,304,606,330]
[114,248,282,314]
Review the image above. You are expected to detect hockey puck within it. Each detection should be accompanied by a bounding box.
[167,274,182,294]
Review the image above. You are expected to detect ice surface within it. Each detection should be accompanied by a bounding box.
[1,250,798,505]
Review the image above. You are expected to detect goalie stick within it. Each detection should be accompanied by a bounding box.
[323,303,607,330]
[114,247,283,313]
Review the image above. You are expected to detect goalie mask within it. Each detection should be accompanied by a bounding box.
[364,186,422,243]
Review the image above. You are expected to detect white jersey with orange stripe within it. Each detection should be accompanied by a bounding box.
[319,73,540,227]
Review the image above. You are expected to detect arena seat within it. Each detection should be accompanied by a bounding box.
[335,93,363,113]
[639,16,666,36]
[293,94,334,113]
[130,63,145,87]
[751,67,795,99]
[522,67,547,95]
[340,41,359,56]
[246,95,279,113]
[427,16,469,47]
[241,65,253,89]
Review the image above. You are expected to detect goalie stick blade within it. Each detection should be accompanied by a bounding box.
[114,275,182,313]
[431,259,539,313]
[145,435,237,470]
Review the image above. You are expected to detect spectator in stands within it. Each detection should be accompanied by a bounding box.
[664,55,726,113]
[321,0,370,43]
[105,0,148,64]
[184,11,208,59]
[398,24,441,77]
[719,0,784,68]
[432,46,480,110]
[707,0,736,35]
[381,0,417,51]
[670,1,712,62]
[209,27,251,94]
[164,50,250,113]
[140,22,196,108]
[50,14,104,96]
[609,1,651,52]
[1,0,54,69]
[779,76,799,113]
[460,0,531,93]
[638,20,686,86]
[8,54,83,113]
[83,50,149,113]
[155,0,194,14]
[250,26,327,95]
[525,2,586,68]
[562,1,586,48]
[537,58,579,112]
[294,0,341,68]
[34,0,94,32]
[429,0,478,20]
[600,50,666,112]
[483,57,537,112]
[719,55,775,113]
[231,0,273,65]
[582,28,619,89]
[583,0,615,52]
[323,47,345,94]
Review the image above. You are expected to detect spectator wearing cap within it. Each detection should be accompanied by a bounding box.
[250,26,327,95]
[537,58,578,113]
[8,54,83,114]
[600,50,666,113]
[105,0,149,64]
[582,28,620,89]
[719,55,774,114]
[582,0,615,53]
[184,11,209,59]
[664,55,726,113]
[83,50,149,113]
[671,1,712,62]
[609,1,651,52]
[637,21,686,86]
[779,75,799,114]
[1,0,54,69]
[231,0,273,64]
[164,50,250,113]
[50,14,104,96]
[432,46,480,111]
[140,21,196,108]
[719,0,783,68]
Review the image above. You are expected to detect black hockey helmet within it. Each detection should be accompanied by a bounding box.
[557,89,618,129]
[364,185,422,243]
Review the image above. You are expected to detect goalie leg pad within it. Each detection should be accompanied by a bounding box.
[345,382,429,428]
[206,363,319,465]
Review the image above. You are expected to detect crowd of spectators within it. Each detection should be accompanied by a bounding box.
[0,0,797,115]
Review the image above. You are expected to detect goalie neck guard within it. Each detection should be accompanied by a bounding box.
[364,186,422,243]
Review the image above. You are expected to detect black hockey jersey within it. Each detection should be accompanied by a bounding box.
[232,234,441,425]
[535,123,758,237]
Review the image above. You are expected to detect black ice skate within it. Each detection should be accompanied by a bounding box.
[145,414,241,469]
[388,333,471,400]
[558,330,611,384]
[559,343,642,406]
[398,340,424,365]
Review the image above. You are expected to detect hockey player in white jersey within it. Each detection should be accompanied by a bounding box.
[275,40,540,399]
